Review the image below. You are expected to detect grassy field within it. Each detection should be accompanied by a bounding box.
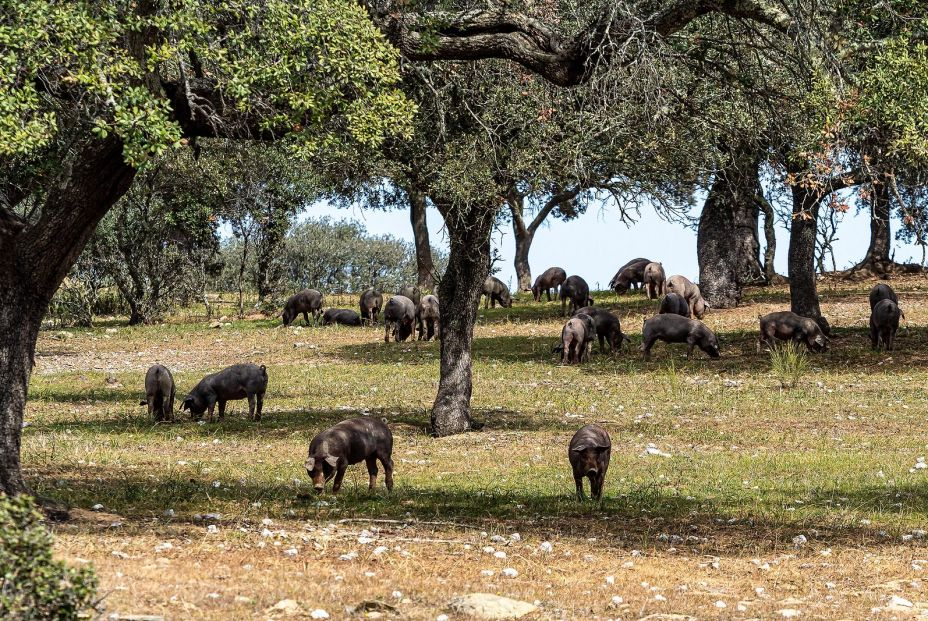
[25,277,928,619]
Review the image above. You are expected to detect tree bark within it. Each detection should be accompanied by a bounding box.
[407,187,435,290]
[431,201,497,437]
[697,147,764,308]
[0,138,135,496]
[757,193,778,282]
[513,227,534,292]
[853,178,891,274]
[787,185,824,328]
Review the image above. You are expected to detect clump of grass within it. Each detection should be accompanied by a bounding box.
[769,341,808,388]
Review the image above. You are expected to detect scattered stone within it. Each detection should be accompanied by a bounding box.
[501,567,519,578]
[92,503,104,511]
[778,609,801,618]
[266,599,302,617]
[539,541,553,553]
[792,534,808,548]
[449,593,537,619]
[310,610,330,620]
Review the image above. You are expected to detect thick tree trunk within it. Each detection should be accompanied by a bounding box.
[513,227,534,292]
[697,147,764,308]
[408,188,436,290]
[0,138,135,496]
[788,187,828,333]
[431,202,497,437]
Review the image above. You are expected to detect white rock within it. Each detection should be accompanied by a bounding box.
[778,609,801,618]
[310,610,330,620]
[539,541,553,553]
[792,534,807,547]
[155,542,173,553]
[339,552,358,561]
[889,595,914,608]
[373,546,389,555]
[437,615,449,621]
[494,551,507,559]
[502,567,519,578]
[610,596,624,607]
[715,600,727,608]
[206,524,219,534]
[92,504,104,511]
[449,593,537,619]
[163,509,175,517]
[284,548,298,557]
[392,590,403,599]
[480,570,494,577]
[605,575,615,585]
[510,533,521,542]
[357,536,374,544]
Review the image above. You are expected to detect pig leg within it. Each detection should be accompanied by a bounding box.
[247,394,256,420]
[207,402,216,423]
[870,322,879,350]
[217,399,226,421]
[167,389,175,422]
[331,466,347,494]
[380,455,394,491]
[384,321,390,343]
[546,288,552,302]
[302,311,310,326]
[590,473,603,501]
[255,393,264,421]
[639,336,655,359]
[366,456,378,491]
[574,472,586,502]
[599,333,606,354]
[561,297,567,317]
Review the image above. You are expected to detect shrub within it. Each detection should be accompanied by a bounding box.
[0,495,97,620]
[769,341,808,388]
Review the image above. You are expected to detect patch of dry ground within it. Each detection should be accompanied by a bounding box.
[23,277,928,619]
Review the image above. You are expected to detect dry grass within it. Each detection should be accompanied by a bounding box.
[25,276,928,619]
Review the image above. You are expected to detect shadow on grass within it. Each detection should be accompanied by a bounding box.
[34,464,928,552]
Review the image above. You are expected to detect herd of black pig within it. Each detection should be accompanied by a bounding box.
[134,258,903,500]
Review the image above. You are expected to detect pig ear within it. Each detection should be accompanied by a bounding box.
[304,457,315,471]
[181,397,192,411]
[324,455,339,467]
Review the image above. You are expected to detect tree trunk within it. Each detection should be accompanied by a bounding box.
[513,226,534,292]
[697,147,764,308]
[758,194,777,283]
[431,201,497,436]
[408,188,436,290]
[0,138,135,497]
[853,178,891,274]
[788,186,827,332]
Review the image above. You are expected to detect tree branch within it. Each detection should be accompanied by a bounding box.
[379,1,792,86]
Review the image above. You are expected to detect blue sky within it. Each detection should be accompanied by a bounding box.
[301,195,917,292]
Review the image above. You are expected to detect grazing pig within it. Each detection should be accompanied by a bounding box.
[870,299,902,351]
[756,311,829,353]
[416,294,440,341]
[568,424,611,502]
[384,295,416,342]
[322,308,362,326]
[665,275,708,319]
[304,417,394,494]
[640,314,720,359]
[359,288,383,325]
[869,282,898,310]
[561,313,595,364]
[574,306,628,353]
[609,258,651,294]
[642,262,666,300]
[482,276,513,309]
[140,364,175,422]
[560,275,593,316]
[182,363,268,422]
[282,289,324,326]
[532,267,568,302]
[659,293,690,318]
[398,284,421,306]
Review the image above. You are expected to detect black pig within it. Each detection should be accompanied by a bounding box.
[640,314,720,359]
[384,295,416,342]
[322,308,362,326]
[182,363,268,422]
[359,288,383,325]
[532,267,567,302]
[573,306,628,353]
[642,262,666,300]
[304,417,394,494]
[869,283,898,310]
[568,424,611,501]
[482,276,513,309]
[140,364,175,422]
[870,299,902,351]
[416,294,440,341]
[757,311,829,353]
[609,258,651,294]
[561,313,595,364]
[560,275,593,316]
[659,293,690,318]
[282,289,324,326]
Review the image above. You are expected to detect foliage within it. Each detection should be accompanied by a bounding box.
[218,217,446,296]
[769,341,808,388]
[0,0,414,168]
[0,494,97,620]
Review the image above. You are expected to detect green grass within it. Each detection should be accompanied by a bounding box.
[24,278,928,619]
